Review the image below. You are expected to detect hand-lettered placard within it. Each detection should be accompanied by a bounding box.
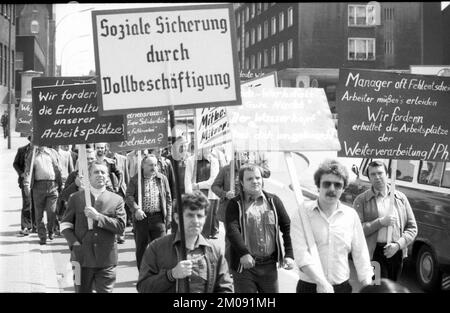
[195,107,231,150]
[32,82,126,146]
[15,99,33,134]
[227,87,341,152]
[108,109,168,152]
[92,3,240,115]
[336,69,450,161]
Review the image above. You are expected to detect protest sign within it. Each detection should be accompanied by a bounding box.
[31,82,126,146]
[241,71,278,88]
[195,107,230,150]
[227,87,340,152]
[109,109,168,152]
[92,3,240,115]
[16,99,33,134]
[336,69,450,161]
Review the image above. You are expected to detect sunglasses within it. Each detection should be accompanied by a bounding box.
[321,181,343,189]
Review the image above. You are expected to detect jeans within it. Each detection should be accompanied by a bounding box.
[134,212,166,270]
[296,279,352,293]
[373,243,404,281]
[232,261,278,293]
[76,266,116,293]
[32,181,58,240]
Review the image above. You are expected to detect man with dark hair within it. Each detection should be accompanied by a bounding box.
[137,191,233,293]
[60,161,126,293]
[225,164,294,293]
[126,154,172,270]
[353,160,417,281]
[13,135,35,235]
[290,159,373,293]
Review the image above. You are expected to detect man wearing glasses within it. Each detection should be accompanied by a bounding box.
[290,159,373,293]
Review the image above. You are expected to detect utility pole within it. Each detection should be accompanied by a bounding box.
[7,4,13,149]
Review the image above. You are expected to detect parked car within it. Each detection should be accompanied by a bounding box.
[342,158,450,292]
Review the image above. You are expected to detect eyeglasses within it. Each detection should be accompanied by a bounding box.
[321,181,343,189]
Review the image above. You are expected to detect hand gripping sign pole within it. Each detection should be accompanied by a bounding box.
[284,151,326,280]
[137,150,142,210]
[387,159,397,243]
[78,144,93,229]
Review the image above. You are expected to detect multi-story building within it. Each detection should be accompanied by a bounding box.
[0,4,16,116]
[235,2,443,112]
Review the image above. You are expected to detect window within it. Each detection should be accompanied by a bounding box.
[419,161,444,187]
[384,7,395,20]
[237,12,241,27]
[279,42,284,62]
[245,6,249,22]
[4,45,7,86]
[251,28,255,45]
[271,16,277,35]
[245,31,249,48]
[385,40,394,55]
[250,55,255,69]
[279,12,285,32]
[348,4,374,26]
[0,43,3,85]
[348,38,375,61]
[245,57,249,70]
[288,7,294,27]
[395,160,414,183]
[257,3,262,15]
[271,46,277,65]
[263,49,269,67]
[257,52,262,69]
[441,163,450,188]
[251,3,255,19]
[288,39,294,59]
[264,21,269,39]
[11,50,14,88]
[263,3,269,11]
[15,51,23,71]
[257,24,262,42]
[237,36,241,52]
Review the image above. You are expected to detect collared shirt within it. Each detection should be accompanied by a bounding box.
[142,174,160,213]
[57,149,73,179]
[34,148,56,180]
[375,189,401,243]
[173,232,210,293]
[90,186,106,201]
[244,193,276,258]
[292,200,373,285]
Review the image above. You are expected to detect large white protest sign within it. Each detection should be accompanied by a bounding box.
[227,87,341,152]
[92,4,240,115]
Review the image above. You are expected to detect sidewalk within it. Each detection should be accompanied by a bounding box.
[0,132,138,292]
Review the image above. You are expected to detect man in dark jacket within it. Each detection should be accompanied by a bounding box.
[126,154,172,270]
[225,164,295,293]
[60,161,126,293]
[137,191,233,293]
[13,136,34,234]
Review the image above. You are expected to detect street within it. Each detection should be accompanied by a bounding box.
[0,132,423,293]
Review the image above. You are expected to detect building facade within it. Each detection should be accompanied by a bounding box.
[235,2,444,112]
[0,4,16,115]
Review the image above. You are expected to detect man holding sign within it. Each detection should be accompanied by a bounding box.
[353,160,417,281]
[60,161,126,293]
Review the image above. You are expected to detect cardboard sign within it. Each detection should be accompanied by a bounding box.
[241,71,278,88]
[227,87,340,152]
[15,99,33,134]
[31,82,126,146]
[92,3,240,115]
[109,109,168,152]
[195,107,230,150]
[336,69,450,161]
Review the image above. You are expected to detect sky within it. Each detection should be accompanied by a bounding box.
[55,2,450,76]
[55,3,209,76]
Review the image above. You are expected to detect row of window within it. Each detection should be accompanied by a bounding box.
[348,4,394,26]
[395,160,450,189]
[0,43,15,87]
[237,3,277,26]
[0,4,16,24]
[243,39,294,70]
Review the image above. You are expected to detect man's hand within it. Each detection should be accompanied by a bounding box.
[84,206,100,221]
[380,215,397,227]
[192,183,199,190]
[384,242,400,258]
[240,254,255,269]
[225,191,235,200]
[134,209,146,221]
[283,257,295,270]
[171,260,193,279]
[75,174,83,188]
[24,185,31,197]
[316,280,334,293]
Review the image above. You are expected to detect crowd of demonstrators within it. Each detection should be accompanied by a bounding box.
[15,131,420,293]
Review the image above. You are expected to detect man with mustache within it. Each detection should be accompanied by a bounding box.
[353,160,417,281]
[136,191,233,293]
[225,164,295,293]
[290,159,373,293]
[60,161,126,293]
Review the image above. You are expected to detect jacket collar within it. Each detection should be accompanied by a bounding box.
[365,184,401,201]
[172,231,211,248]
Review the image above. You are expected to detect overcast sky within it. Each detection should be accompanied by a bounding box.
[55,2,450,76]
